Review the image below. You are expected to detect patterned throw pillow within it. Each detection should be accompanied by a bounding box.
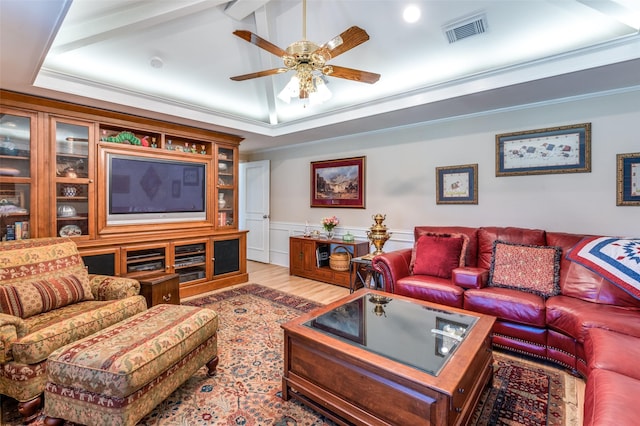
[0,271,94,319]
[410,232,469,274]
[489,240,561,298]
[412,234,465,279]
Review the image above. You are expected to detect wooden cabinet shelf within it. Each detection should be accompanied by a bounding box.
[0,154,29,161]
[1,212,29,217]
[289,236,370,288]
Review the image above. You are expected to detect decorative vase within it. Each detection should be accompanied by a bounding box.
[218,193,226,209]
[326,230,334,240]
[367,213,392,255]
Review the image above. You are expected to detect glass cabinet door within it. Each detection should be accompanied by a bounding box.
[53,118,94,239]
[0,109,36,240]
[216,146,235,228]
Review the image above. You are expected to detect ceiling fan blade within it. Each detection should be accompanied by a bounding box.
[233,30,288,58]
[230,68,289,81]
[318,26,370,60]
[325,65,380,84]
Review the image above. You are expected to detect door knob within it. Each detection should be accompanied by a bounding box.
[263,214,270,219]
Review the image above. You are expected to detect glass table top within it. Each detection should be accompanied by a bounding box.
[304,292,479,376]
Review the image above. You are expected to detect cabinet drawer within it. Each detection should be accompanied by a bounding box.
[138,273,181,307]
[451,340,492,416]
[313,267,334,281]
[331,271,351,287]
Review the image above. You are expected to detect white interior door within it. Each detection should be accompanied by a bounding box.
[239,160,270,263]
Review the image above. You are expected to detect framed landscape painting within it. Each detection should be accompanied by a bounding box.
[311,156,365,208]
[617,152,640,206]
[496,123,591,176]
[436,164,478,204]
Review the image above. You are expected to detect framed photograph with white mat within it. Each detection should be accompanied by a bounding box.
[436,164,478,204]
[617,152,640,206]
[496,123,591,176]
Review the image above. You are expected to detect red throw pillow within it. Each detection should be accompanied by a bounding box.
[412,234,465,279]
[410,232,469,273]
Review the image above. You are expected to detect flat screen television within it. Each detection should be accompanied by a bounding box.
[106,152,207,225]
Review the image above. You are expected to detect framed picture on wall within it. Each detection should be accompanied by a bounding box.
[436,164,478,204]
[311,156,365,208]
[617,152,640,206]
[495,123,591,176]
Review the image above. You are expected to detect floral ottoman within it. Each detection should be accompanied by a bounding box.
[43,304,219,426]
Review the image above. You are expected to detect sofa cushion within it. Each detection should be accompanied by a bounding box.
[395,275,464,308]
[585,328,640,380]
[488,241,561,298]
[412,233,465,279]
[583,368,640,426]
[464,287,546,327]
[11,295,147,364]
[0,271,94,319]
[0,238,87,287]
[547,232,640,307]
[477,227,546,269]
[546,295,640,344]
[566,236,640,300]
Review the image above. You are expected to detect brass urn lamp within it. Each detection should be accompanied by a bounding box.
[367,213,392,255]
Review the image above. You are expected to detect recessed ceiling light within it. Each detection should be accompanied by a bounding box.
[403,4,421,23]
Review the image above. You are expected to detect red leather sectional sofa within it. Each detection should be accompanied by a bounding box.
[372,226,640,425]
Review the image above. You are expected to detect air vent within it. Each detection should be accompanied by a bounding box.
[443,13,488,44]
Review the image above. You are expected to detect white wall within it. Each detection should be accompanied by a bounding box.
[246,89,640,266]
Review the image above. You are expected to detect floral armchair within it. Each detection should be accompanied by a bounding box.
[0,237,147,420]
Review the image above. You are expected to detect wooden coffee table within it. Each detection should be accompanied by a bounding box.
[281,290,496,425]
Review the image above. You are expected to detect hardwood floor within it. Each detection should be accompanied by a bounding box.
[186,260,585,425]
[246,260,351,303]
[182,260,351,304]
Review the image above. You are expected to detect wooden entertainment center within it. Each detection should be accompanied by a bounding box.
[0,91,248,298]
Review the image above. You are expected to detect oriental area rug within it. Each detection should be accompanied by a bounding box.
[1,284,574,425]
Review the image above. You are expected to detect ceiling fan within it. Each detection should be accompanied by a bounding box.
[230,0,380,103]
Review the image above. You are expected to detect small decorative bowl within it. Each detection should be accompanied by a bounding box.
[62,186,78,197]
[57,205,77,218]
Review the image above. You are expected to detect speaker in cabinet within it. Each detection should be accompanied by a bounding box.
[82,253,115,275]
[214,239,239,275]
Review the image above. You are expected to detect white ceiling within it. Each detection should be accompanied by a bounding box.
[1,0,640,153]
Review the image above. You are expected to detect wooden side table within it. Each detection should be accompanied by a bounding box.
[349,255,383,293]
[137,273,180,307]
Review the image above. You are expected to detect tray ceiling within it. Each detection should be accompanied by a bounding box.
[1,0,639,152]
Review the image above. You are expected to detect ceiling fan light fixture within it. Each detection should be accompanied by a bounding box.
[277,75,300,103]
[309,76,332,105]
